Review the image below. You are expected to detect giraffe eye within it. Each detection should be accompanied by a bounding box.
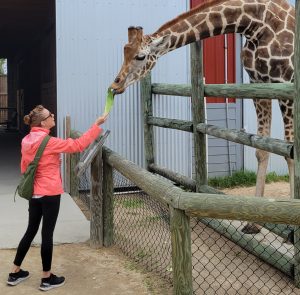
[135,54,146,61]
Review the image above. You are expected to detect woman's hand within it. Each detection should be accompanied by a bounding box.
[95,113,109,126]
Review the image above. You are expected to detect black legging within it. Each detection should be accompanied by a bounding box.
[14,195,61,272]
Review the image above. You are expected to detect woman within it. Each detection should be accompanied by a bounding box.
[7,105,108,291]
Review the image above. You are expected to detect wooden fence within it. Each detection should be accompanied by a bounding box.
[137,41,300,292]
[68,139,300,294]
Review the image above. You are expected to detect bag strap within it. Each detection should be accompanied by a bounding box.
[32,135,51,164]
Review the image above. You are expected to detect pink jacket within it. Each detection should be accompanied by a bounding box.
[21,124,102,196]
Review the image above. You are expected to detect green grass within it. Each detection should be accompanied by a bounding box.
[208,170,289,189]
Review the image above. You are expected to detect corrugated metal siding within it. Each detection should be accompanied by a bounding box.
[56,0,191,175]
[206,103,242,177]
[152,47,192,176]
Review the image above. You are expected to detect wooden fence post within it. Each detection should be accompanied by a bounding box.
[90,149,103,248]
[69,130,81,197]
[64,116,71,193]
[141,73,154,169]
[294,0,300,287]
[170,207,193,295]
[191,41,207,191]
[102,154,114,247]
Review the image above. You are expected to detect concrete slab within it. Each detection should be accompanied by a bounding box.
[0,193,90,249]
[0,131,90,249]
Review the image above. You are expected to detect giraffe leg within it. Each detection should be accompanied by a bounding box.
[279,100,294,198]
[280,157,295,244]
[254,149,270,198]
[280,100,294,243]
[242,99,271,234]
[287,158,294,198]
[241,148,269,234]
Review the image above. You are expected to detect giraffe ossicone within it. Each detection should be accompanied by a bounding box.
[110,0,295,234]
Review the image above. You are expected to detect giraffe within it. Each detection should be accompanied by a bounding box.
[110,0,295,234]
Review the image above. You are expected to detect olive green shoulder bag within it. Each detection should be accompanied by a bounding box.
[14,135,51,201]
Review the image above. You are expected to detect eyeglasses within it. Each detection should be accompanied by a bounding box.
[43,112,54,121]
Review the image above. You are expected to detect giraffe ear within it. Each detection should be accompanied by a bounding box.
[150,35,169,48]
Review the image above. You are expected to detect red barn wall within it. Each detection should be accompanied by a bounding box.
[190,0,236,103]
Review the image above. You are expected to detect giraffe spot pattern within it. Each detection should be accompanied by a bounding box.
[247,41,256,51]
[223,8,242,24]
[244,3,265,20]
[188,14,205,27]
[277,31,294,45]
[269,59,290,78]
[270,40,283,56]
[256,47,269,59]
[229,0,244,7]
[224,23,237,34]
[209,12,223,30]
[265,11,285,32]
[186,30,196,44]
[276,0,292,11]
[176,34,185,48]
[255,58,268,74]
[257,27,274,46]
[286,16,295,31]
[268,2,287,22]
[196,22,211,39]
[283,67,293,81]
[237,15,251,33]
[170,35,177,48]
[244,20,263,37]
[241,49,254,68]
[172,22,189,34]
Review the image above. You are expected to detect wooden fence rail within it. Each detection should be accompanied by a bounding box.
[197,123,294,159]
[103,146,300,225]
[152,82,294,100]
[146,116,294,158]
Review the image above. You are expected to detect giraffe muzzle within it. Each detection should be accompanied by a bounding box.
[110,82,125,95]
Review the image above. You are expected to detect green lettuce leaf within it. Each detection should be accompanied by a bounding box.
[104,88,115,115]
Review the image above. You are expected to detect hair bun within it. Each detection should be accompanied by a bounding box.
[23,115,31,125]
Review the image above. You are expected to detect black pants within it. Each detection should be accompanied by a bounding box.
[14,195,61,272]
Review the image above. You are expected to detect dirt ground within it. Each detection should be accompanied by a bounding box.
[222,181,290,198]
[0,243,172,295]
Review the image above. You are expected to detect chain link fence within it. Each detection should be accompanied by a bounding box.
[113,171,172,283]
[71,158,300,294]
[191,218,300,294]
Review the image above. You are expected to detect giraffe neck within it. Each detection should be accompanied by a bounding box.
[150,0,292,57]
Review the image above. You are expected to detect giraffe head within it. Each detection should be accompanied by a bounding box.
[110,26,169,94]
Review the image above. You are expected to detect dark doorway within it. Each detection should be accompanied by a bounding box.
[0,0,57,186]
